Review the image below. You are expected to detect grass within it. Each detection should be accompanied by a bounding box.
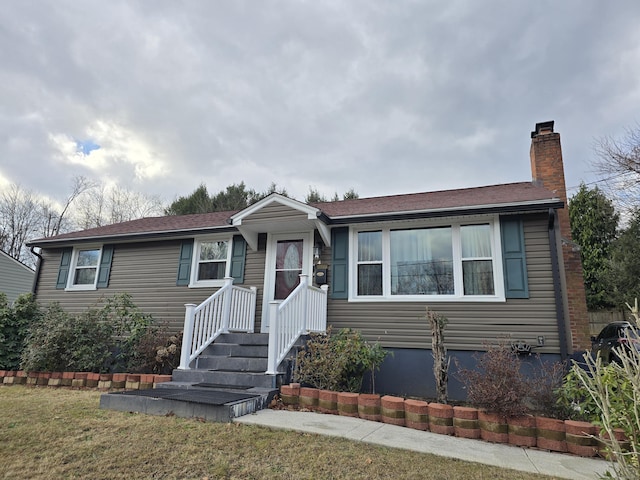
[0,386,560,479]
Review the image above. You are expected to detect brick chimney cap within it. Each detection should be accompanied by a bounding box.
[531,120,555,138]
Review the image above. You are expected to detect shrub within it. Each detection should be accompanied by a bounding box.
[456,338,566,418]
[294,328,388,393]
[456,340,530,417]
[569,337,640,478]
[126,327,182,374]
[21,293,156,373]
[100,293,154,371]
[0,293,40,370]
[21,302,113,372]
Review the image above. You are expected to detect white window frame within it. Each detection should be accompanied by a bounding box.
[66,245,103,291]
[349,215,505,302]
[189,235,233,288]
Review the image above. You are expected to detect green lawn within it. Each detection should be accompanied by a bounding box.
[0,386,560,479]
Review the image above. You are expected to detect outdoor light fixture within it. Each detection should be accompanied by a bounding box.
[313,244,322,264]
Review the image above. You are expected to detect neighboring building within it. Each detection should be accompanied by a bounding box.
[0,249,35,305]
[27,121,589,399]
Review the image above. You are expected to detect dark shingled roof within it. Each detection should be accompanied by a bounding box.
[28,211,236,244]
[28,181,560,246]
[311,182,558,217]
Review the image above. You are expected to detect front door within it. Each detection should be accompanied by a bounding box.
[262,232,313,332]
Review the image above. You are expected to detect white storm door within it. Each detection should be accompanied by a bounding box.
[261,232,313,332]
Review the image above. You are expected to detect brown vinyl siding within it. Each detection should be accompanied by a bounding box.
[242,204,309,225]
[327,214,561,353]
[34,214,560,352]
[35,239,267,333]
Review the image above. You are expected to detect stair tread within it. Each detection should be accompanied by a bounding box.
[205,369,265,373]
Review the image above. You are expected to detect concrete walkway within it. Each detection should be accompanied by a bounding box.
[235,409,611,480]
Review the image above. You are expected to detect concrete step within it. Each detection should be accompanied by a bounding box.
[218,332,269,346]
[99,385,276,423]
[172,368,278,389]
[203,343,268,358]
[196,355,268,372]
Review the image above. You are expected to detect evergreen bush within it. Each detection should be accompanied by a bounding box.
[20,293,155,373]
[0,293,40,370]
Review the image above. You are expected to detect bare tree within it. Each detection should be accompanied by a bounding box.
[1,177,94,266]
[594,125,640,210]
[0,184,42,264]
[73,183,164,229]
[39,176,95,238]
[1,177,162,266]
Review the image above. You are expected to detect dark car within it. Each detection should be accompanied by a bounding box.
[591,321,640,364]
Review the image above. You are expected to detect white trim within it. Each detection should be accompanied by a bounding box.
[65,245,102,291]
[188,235,234,288]
[261,231,314,332]
[230,193,320,226]
[348,215,506,302]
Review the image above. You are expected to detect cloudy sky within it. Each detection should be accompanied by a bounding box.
[2,1,640,211]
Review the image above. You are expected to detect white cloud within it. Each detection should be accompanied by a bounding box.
[48,120,169,185]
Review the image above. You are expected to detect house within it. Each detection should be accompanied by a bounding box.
[0,249,35,305]
[27,121,589,400]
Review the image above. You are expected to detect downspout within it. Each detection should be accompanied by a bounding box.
[29,246,43,296]
[547,209,569,361]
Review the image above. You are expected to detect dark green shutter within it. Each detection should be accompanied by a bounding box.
[331,227,349,299]
[501,218,529,299]
[176,240,194,286]
[230,235,247,284]
[56,248,73,289]
[96,245,114,288]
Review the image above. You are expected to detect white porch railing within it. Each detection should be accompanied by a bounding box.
[266,274,329,375]
[178,277,257,370]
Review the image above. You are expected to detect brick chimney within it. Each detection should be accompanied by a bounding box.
[530,121,590,352]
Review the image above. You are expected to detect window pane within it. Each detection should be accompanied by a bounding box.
[463,260,495,295]
[276,240,303,270]
[198,262,225,281]
[74,268,96,285]
[200,241,228,261]
[461,224,491,258]
[77,249,100,267]
[275,269,302,299]
[358,264,382,295]
[390,228,453,295]
[358,231,382,262]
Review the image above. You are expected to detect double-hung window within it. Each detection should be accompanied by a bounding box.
[68,247,101,290]
[352,218,503,301]
[461,224,495,295]
[190,237,232,286]
[357,231,383,295]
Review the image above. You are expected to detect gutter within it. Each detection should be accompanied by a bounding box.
[29,246,43,296]
[26,226,238,249]
[326,200,564,225]
[547,209,569,361]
